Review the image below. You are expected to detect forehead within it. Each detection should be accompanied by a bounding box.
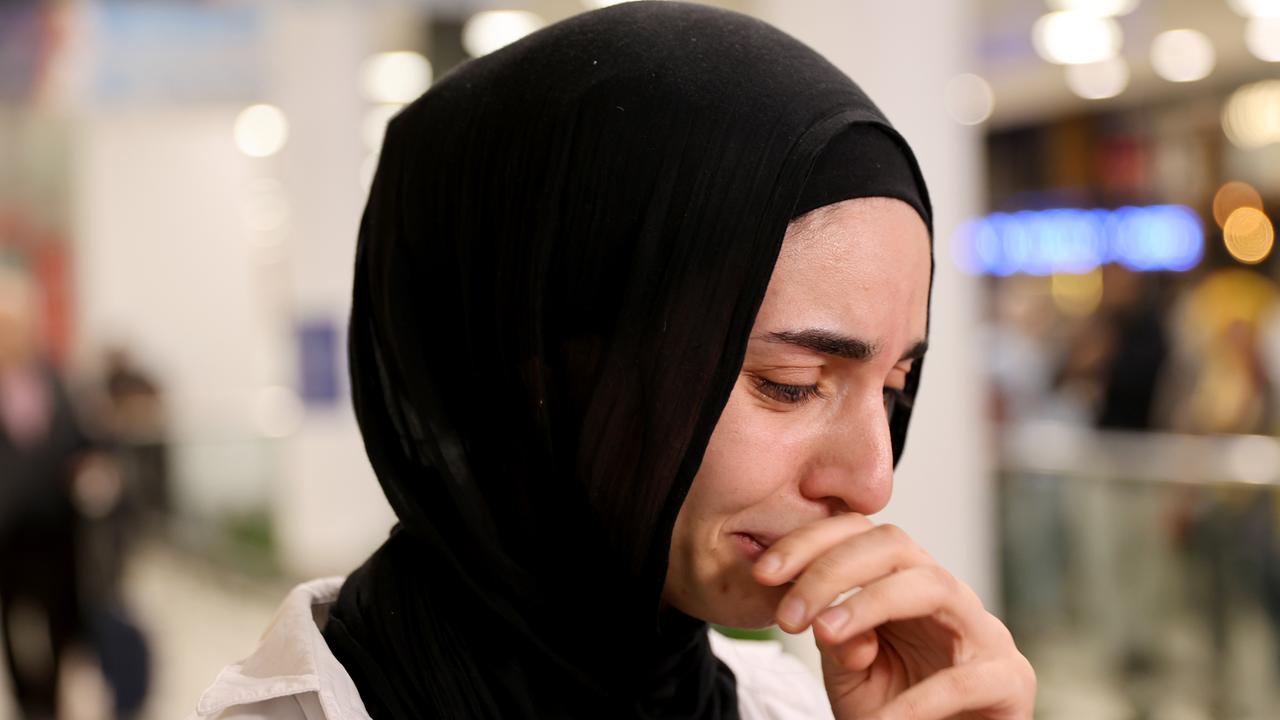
[755,197,931,338]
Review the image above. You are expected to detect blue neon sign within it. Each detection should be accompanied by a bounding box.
[953,205,1204,275]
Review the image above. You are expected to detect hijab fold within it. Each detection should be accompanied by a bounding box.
[325,3,933,717]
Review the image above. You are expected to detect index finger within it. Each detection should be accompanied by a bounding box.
[752,513,875,586]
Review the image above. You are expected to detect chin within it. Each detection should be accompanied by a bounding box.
[695,572,787,630]
[666,530,789,629]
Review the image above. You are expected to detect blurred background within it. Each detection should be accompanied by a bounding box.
[2,0,1279,717]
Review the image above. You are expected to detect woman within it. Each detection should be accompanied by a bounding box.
[195,3,1034,718]
[0,265,91,719]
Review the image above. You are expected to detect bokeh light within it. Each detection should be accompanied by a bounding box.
[1230,0,1280,17]
[1223,206,1275,264]
[1033,11,1123,65]
[359,51,432,104]
[1051,268,1104,317]
[1222,80,1280,148]
[462,11,547,58]
[1046,0,1139,16]
[943,73,995,125]
[1064,56,1129,99]
[1245,17,1280,61]
[1212,181,1264,228]
[1150,29,1215,83]
[233,104,289,158]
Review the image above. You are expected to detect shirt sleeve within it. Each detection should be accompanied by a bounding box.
[707,630,835,720]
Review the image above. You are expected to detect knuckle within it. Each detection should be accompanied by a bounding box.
[903,544,932,567]
[838,512,873,530]
[876,522,909,545]
[1018,655,1038,699]
[989,612,1015,643]
[962,582,987,610]
[921,563,957,592]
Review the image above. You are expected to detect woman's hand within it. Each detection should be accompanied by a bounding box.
[752,514,1036,720]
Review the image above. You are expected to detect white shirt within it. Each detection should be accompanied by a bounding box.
[191,577,834,719]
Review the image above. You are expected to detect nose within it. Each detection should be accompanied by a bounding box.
[795,386,894,516]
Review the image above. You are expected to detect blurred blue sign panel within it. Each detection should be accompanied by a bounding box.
[953,205,1204,276]
[298,319,340,407]
[88,1,263,104]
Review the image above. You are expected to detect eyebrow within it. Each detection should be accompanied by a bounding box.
[759,329,928,363]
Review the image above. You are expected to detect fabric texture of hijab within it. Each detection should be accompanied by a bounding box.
[323,2,933,719]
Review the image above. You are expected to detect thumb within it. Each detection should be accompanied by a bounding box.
[817,628,878,692]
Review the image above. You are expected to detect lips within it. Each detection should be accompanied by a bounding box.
[732,532,777,560]
[740,532,777,550]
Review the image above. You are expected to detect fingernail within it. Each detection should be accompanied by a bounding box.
[777,597,805,628]
[817,605,849,633]
[757,553,782,575]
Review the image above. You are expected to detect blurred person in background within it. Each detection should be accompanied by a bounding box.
[194,4,1034,720]
[96,345,169,525]
[75,346,155,720]
[1093,266,1171,432]
[0,262,89,719]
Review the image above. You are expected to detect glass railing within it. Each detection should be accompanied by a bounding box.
[999,423,1280,719]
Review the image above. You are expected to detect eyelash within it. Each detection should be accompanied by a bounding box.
[754,378,913,414]
[754,378,823,403]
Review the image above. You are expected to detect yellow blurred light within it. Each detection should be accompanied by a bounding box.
[233,104,289,158]
[943,73,995,125]
[1064,56,1129,99]
[1246,17,1280,61]
[1046,0,1139,16]
[1033,11,1122,65]
[1222,80,1280,148]
[1212,181,1264,228]
[462,11,547,58]
[1150,29,1215,82]
[1051,268,1104,317]
[361,104,403,152]
[1230,0,1280,17]
[360,52,432,104]
[1223,207,1275,264]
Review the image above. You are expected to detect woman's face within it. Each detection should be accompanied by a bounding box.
[663,196,932,628]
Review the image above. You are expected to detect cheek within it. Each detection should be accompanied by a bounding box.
[691,381,804,513]
[665,381,810,625]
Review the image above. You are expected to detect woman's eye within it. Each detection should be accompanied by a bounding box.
[883,387,911,418]
[754,378,821,404]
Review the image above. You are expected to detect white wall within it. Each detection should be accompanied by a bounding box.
[70,3,398,577]
[754,0,992,670]
[265,3,398,579]
[72,107,286,516]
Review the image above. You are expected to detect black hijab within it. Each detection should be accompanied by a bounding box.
[323,3,933,718]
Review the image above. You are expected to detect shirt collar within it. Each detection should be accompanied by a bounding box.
[195,577,372,719]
